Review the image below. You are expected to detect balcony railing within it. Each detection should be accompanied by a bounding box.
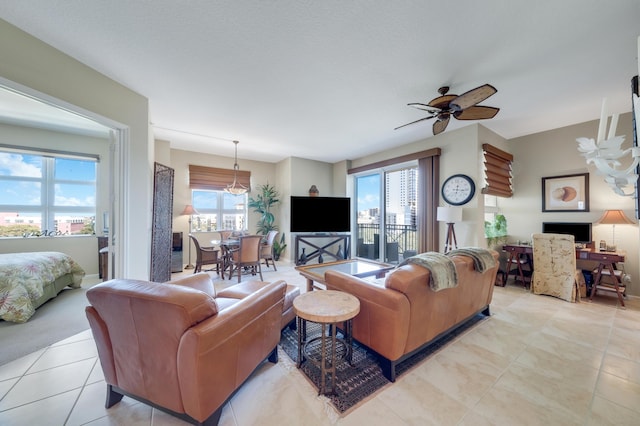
[356,223,417,263]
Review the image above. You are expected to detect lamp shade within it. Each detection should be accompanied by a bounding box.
[437,206,463,223]
[597,209,634,225]
[181,204,199,216]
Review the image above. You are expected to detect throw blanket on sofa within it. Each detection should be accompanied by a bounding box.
[446,247,496,273]
[397,252,457,291]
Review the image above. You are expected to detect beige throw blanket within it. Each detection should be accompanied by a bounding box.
[397,252,457,291]
[446,247,496,273]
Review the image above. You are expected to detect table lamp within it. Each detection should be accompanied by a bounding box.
[596,209,634,251]
[182,204,200,269]
[437,206,463,253]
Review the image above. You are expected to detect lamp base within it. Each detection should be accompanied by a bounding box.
[184,264,195,269]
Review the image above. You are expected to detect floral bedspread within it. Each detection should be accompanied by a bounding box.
[0,252,85,323]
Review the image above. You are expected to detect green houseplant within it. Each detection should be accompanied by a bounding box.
[272,232,287,260]
[484,213,508,247]
[248,183,280,235]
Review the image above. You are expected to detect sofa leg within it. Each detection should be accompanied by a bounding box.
[268,347,278,363]
[105,384,124,408]
[200,407,223,426]
[482,305,491,316]
[378,358,396,382]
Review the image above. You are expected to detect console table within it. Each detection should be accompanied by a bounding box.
[294,234,351,265]
[502,244,626,306]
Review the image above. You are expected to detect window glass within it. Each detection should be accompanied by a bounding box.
[0,151,96,237]
[191,190,247,233]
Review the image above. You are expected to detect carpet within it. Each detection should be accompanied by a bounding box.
[0,276,104,366]
[279,314,487,414]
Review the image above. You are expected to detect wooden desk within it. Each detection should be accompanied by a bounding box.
[502,244,626,306]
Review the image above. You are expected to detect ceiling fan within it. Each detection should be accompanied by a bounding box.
[395,84,500,135]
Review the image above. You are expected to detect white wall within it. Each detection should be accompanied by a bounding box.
[0,18,152,280]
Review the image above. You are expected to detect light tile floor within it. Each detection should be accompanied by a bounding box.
[1,263,639,425]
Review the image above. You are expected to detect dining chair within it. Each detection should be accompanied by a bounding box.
[531,233,584,302]
[261,230,278,271]
[227,235,264,283]
[189,235,223,275]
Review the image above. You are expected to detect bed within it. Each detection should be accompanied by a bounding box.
[0,251,85,323]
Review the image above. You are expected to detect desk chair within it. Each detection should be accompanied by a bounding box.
[531,233,584,302]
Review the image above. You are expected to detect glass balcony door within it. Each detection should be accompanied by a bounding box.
[355,165,418,264]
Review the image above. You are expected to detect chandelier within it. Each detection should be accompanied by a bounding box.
[225,140,248,195]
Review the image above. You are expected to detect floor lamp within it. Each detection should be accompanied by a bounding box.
[437,206,463,253]
[182,204,199,269]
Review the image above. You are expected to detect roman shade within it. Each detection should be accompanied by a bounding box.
[481,144,513,197]
[188,164,251,192]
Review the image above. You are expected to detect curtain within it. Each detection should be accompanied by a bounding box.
[188,164,251,191]
[481,144,513,197]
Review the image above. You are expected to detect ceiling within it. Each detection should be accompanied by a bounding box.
[0,1,639,163]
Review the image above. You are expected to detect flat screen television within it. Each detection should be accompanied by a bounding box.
[290,196,351,233]
[542,222,592,244]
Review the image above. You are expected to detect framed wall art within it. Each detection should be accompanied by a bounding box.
[542,173,589,212]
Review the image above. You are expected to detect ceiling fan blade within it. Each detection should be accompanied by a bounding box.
[433,115,450,135]
[394,115,435,130]
[454,105,500,120]
[428,94,457,110]
[450,84,497,111]
[408,102,441,113]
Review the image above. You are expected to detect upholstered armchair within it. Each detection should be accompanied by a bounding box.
[532,233,585,302]
[85,273,286,425]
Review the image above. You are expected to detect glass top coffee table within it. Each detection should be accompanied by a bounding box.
[296,259,394,291]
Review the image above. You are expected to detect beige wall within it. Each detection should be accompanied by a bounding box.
[0,18,152,280]
[504,112,638,296]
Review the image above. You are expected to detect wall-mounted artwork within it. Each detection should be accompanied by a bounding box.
[542,173,589,212]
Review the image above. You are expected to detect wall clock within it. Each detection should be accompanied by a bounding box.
[441,174,476,206]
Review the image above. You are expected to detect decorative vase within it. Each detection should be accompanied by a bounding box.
[336,244,344,259]
[299,248,307,264]
[318,253,324,264]
[308,185,319,197]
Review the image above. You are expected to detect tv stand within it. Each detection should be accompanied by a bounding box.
[295,234,351,265]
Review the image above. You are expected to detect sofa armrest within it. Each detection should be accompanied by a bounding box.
[177,280,286,422]
[324,270,410,361]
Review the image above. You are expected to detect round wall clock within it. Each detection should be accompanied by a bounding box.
[441,174,476,206]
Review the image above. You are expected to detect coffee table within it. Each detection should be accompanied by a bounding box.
[295,259,393,292]
[293,290,360,395]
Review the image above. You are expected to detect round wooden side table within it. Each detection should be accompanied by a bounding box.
[293,290,360,395]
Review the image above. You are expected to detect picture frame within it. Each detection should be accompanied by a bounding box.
[542,173,589,212]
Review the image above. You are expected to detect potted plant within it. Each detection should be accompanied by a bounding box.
[272,232,287,260]
[484,214,508,248]
[248,183,280,235]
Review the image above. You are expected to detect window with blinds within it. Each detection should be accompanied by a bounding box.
[188,164,251,191]
[481,144,513,197]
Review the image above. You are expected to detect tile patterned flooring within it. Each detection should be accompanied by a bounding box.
[1,263,639,425]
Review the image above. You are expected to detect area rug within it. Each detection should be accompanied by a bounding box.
[279,313,487,413]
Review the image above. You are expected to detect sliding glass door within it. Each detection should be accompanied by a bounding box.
[355,164,418,264]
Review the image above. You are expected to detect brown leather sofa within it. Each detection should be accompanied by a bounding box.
[324,250,499,381]
[85,273,286,426]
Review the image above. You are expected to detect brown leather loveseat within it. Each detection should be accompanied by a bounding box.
[325,250,499,381]
[85,273,286,426]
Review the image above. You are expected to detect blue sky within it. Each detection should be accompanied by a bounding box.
[0,153,96,208]
[356,174,380,211]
